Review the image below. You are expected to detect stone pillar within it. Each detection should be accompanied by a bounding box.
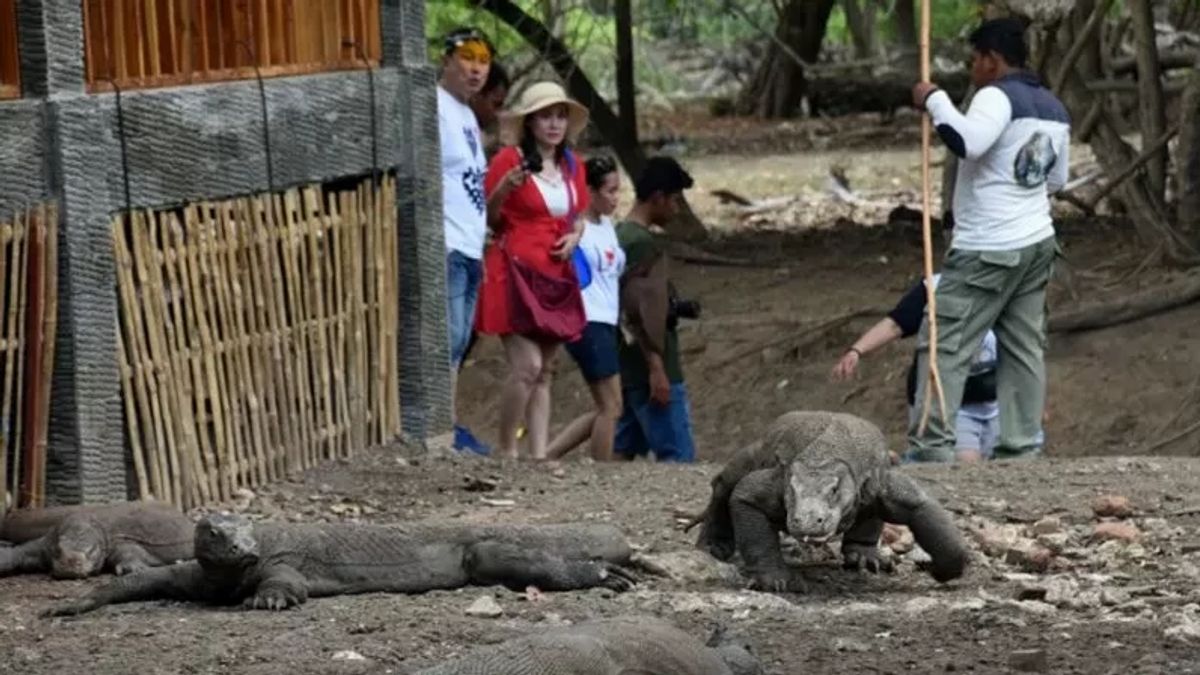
[388,0,454,442]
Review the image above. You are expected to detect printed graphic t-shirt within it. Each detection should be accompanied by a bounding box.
[438,85,489,260]
[577,215,626,326]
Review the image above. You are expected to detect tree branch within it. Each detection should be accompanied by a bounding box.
[1052,0,1113,95]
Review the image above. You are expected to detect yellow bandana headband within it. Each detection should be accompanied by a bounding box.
[452,39,492,65]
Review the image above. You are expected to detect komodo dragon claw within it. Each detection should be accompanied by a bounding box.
[842,544,896,575]
[243,587,305,611]
[598,563,638,592]
[747,568,807,594]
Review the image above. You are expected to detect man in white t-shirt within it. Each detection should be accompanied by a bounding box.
[908,18,1068,462]
[438,27,493,455]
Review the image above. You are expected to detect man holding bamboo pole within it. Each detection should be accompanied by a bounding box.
[906,17,1068,462]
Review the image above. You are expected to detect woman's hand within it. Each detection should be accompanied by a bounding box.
[551,229,583,260]
[493,165,528,199]
[830,348,861,381]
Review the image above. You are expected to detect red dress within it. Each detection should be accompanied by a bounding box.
[476,146,591,336]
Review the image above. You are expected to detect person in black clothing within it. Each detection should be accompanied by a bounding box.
[831,273,1003,463]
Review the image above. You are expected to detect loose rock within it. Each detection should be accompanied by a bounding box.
[1092,495,1133,519]
[1009,648,1048,672]
[465,594,504,618]
[1092,522,1140,543]
[882,524,915,554]
[1004,540,1055,572]
[1031,516,1063,536]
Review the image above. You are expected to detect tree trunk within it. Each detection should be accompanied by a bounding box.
[735,0,837,118]
[891,0,919,73]
[1130,0,1169,203]
[473,0,708,240]
[1179,62,1200,240]
[841,0,878,59]
[615,0,637,144]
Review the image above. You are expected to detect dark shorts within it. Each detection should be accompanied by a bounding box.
[564,321,619,383]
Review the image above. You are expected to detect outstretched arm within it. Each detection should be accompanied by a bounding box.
[42,561,206,617]
[877,472,970,583]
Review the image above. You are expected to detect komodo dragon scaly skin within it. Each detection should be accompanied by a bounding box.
[688,410,970,591]
[412,615,765,675]
[0,502,194,579]
[1,505,91,543]
[44,514,637,616]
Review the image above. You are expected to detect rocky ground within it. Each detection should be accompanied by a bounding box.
[4,448,1200,674]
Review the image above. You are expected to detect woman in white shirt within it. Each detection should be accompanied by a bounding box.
[548,156,627,460]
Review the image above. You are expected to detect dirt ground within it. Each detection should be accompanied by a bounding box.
[4,115,1200,674]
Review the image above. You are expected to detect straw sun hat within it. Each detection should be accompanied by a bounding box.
[498,81,590,146]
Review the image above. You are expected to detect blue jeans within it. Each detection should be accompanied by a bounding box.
[614,382,696,463]
[446,250,482,368]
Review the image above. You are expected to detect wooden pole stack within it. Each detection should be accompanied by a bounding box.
[113,175,401,510]
[917,0,948,436]
[0,203,58,511]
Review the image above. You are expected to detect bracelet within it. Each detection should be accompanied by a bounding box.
[848,347,863,358]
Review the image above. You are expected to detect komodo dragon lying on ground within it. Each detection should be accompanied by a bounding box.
[686,410,970,591]
[45,514,636,616]
[0,502,194,579]
[412,615,764,675]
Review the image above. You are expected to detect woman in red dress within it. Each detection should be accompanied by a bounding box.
[477,81,591,460]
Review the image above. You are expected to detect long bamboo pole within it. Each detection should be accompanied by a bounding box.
[917,0,948,436]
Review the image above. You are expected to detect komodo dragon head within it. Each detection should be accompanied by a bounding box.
[194,514,259,570]
[48,516,108,579]
[781,460,858,543]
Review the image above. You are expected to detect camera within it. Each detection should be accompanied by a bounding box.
[666,282,701,330]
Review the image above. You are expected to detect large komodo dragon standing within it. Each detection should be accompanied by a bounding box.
[46,514,636,616]
[687,410,970,591]
[412,615,765,675]
[1,501,194,579]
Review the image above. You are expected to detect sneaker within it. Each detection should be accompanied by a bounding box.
[453,424,492,456]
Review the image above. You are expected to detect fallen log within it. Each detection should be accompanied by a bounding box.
[1048,272,1200,333]
[806,70,972,118]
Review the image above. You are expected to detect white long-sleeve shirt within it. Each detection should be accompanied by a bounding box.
[926,72,1071,251]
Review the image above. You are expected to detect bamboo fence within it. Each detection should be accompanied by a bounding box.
[0,203,60,511]
[113,176,400,509]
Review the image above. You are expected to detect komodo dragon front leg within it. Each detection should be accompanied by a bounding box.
[877,472,970,583]
[109,542,164,576]
[42,561,211,617]
[463,541,637,592]
[0,539,48,577]
[840,514,894,574]
[730,469,807,593]
[243,564,309,610]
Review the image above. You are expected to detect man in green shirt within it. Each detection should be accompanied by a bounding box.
[613,157,697,462]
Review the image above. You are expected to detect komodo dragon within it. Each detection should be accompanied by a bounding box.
[0,501,194,580]
[2,505,90,543]
[412,615,765,675]
[45,514,637,616]
[686,410,970,591]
